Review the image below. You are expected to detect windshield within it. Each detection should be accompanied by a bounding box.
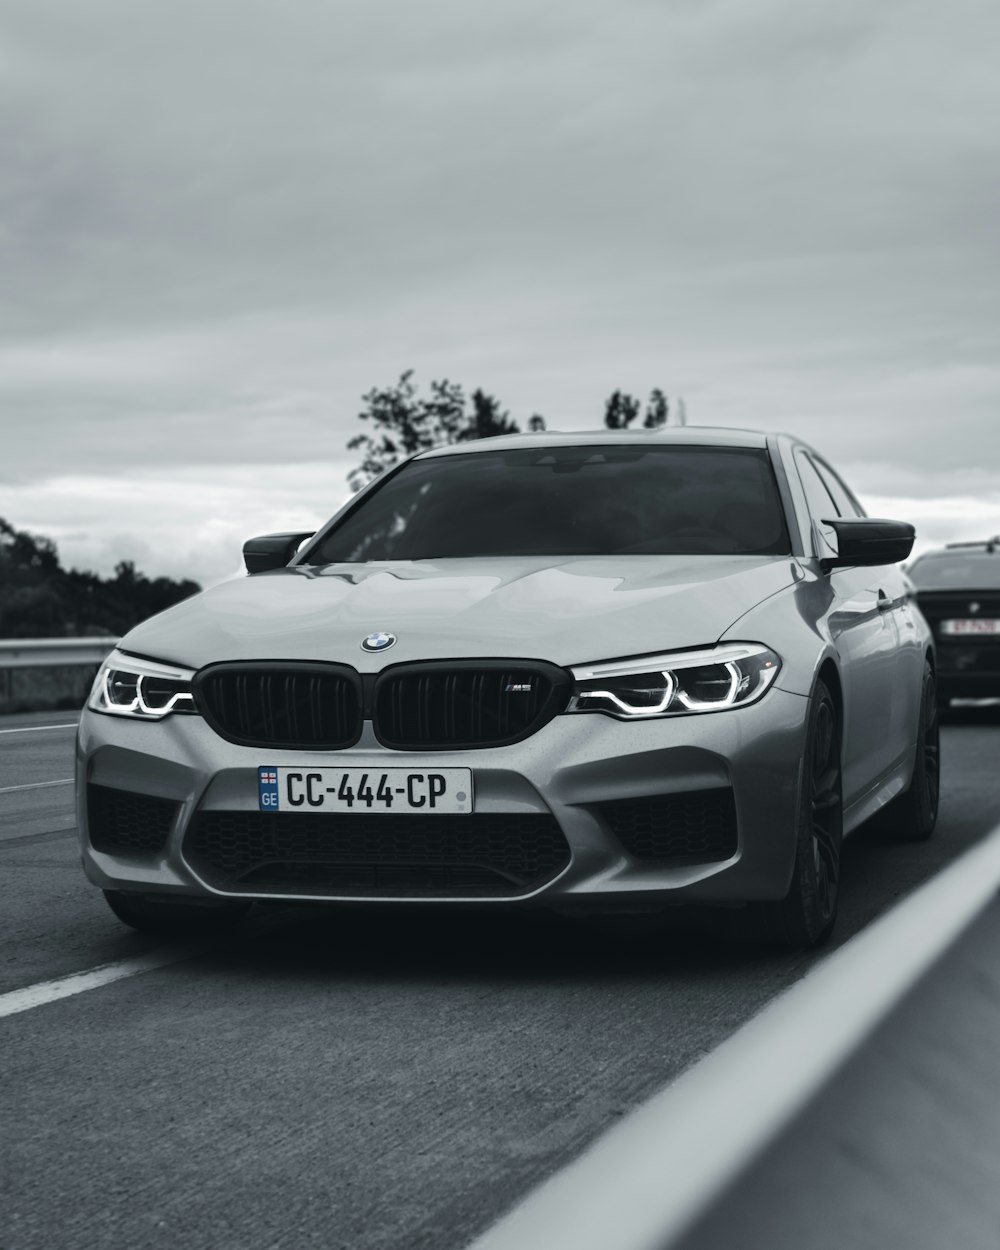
[908,552,1000,591]
[309,445,791,562]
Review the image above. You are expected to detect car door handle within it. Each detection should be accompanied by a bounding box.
[876,591,894,612]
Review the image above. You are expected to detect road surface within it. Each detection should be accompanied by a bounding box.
[2,706,999,1250]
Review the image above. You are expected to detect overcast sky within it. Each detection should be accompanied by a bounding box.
[2,0,999,585]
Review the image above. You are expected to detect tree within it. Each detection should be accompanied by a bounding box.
[0,518,60,577]
[463,389,520,442]
[603,388,674,429]
[603,390,642,429]
[347,371,520,491]
[345,371,423,491]
[0,516,200,638]
[644,388,669,429]
[113,560,137,587]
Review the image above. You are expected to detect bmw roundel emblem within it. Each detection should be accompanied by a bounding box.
[361,631,396,652]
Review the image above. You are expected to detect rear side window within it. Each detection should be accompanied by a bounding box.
[795,453,840,522]
[310,445,791,562]
[813,459,866,518]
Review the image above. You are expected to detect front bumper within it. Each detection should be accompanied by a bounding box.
[76,688,810,908]
[936,650,1000,703]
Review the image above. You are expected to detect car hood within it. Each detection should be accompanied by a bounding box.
[121,556,798,671]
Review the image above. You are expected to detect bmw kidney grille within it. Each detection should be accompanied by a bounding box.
[193,660,571,750]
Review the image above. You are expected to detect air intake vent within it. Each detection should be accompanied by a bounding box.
[373,661,571,749]
[194,662,363,749]
[88,784,180,854]
[593,790,738,863]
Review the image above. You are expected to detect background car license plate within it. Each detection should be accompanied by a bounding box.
[940,619,1000,635]
[257,767,473,813]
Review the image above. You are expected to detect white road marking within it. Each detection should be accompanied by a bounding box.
[0,948,198,1020]
[467,821,1000,1250]
[0,778,73,795]
[0,722,79,736]
[0,823,76,848]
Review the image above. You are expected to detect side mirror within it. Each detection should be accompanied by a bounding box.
[243,532,314,575]
[820,518,915,570]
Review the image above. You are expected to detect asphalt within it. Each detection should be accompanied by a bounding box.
[1,705,999,1250]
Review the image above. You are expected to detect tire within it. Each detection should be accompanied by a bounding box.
[104,890,250,936]
[875,661,940,842]
[755,679,843,949]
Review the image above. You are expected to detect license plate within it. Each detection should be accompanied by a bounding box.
[940,619,1000,636]
[257,767,473,814]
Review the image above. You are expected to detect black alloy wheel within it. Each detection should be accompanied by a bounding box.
[757,679,843,949]
[878,661,940,842]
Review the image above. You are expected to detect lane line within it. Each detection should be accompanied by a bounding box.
[0,722,78,736]
[0,948,199,1020]
[0,778,72,795]
[0,826,76,850]
[467,822,1000,1250]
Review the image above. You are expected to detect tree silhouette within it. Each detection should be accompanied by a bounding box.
[603,390,642,429]
[0,517,199,638]
[347,371,520,490]
[603,388,673,429]
[644,388,669,428]
[463,389,520,442]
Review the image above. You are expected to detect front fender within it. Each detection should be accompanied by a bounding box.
[719,565,835,699]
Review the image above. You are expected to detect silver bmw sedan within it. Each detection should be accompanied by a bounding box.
[76,428,938,948]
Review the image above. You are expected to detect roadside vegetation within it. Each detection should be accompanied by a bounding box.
[0,516,200,639]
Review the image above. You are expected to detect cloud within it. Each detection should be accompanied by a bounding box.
[1,0,997,575]
[2,464,349,586]
[866,494,1000,558]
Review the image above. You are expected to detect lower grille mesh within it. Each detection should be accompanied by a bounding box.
[87,784,180,854]
[185,811,571,897]
[593,790,738,862]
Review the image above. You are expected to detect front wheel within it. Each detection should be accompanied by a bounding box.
[104,890,250,936]
[755,679,843,949]
[875,661,940,842]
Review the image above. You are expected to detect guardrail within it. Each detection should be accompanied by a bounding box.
[0,638,119,669]
[0,638,118,710]
[467,823,1000,1250]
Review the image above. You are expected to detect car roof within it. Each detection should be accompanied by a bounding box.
[911,539,1000,562]
[416,427,774,458]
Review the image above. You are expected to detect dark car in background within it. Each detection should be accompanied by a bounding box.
[907,538,1000,704]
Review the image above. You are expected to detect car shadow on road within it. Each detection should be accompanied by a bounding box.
[940,700,1000,727]
[197,900,811,990]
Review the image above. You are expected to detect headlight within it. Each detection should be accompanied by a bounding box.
[566,643,780,719]
[88,650,198,719]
